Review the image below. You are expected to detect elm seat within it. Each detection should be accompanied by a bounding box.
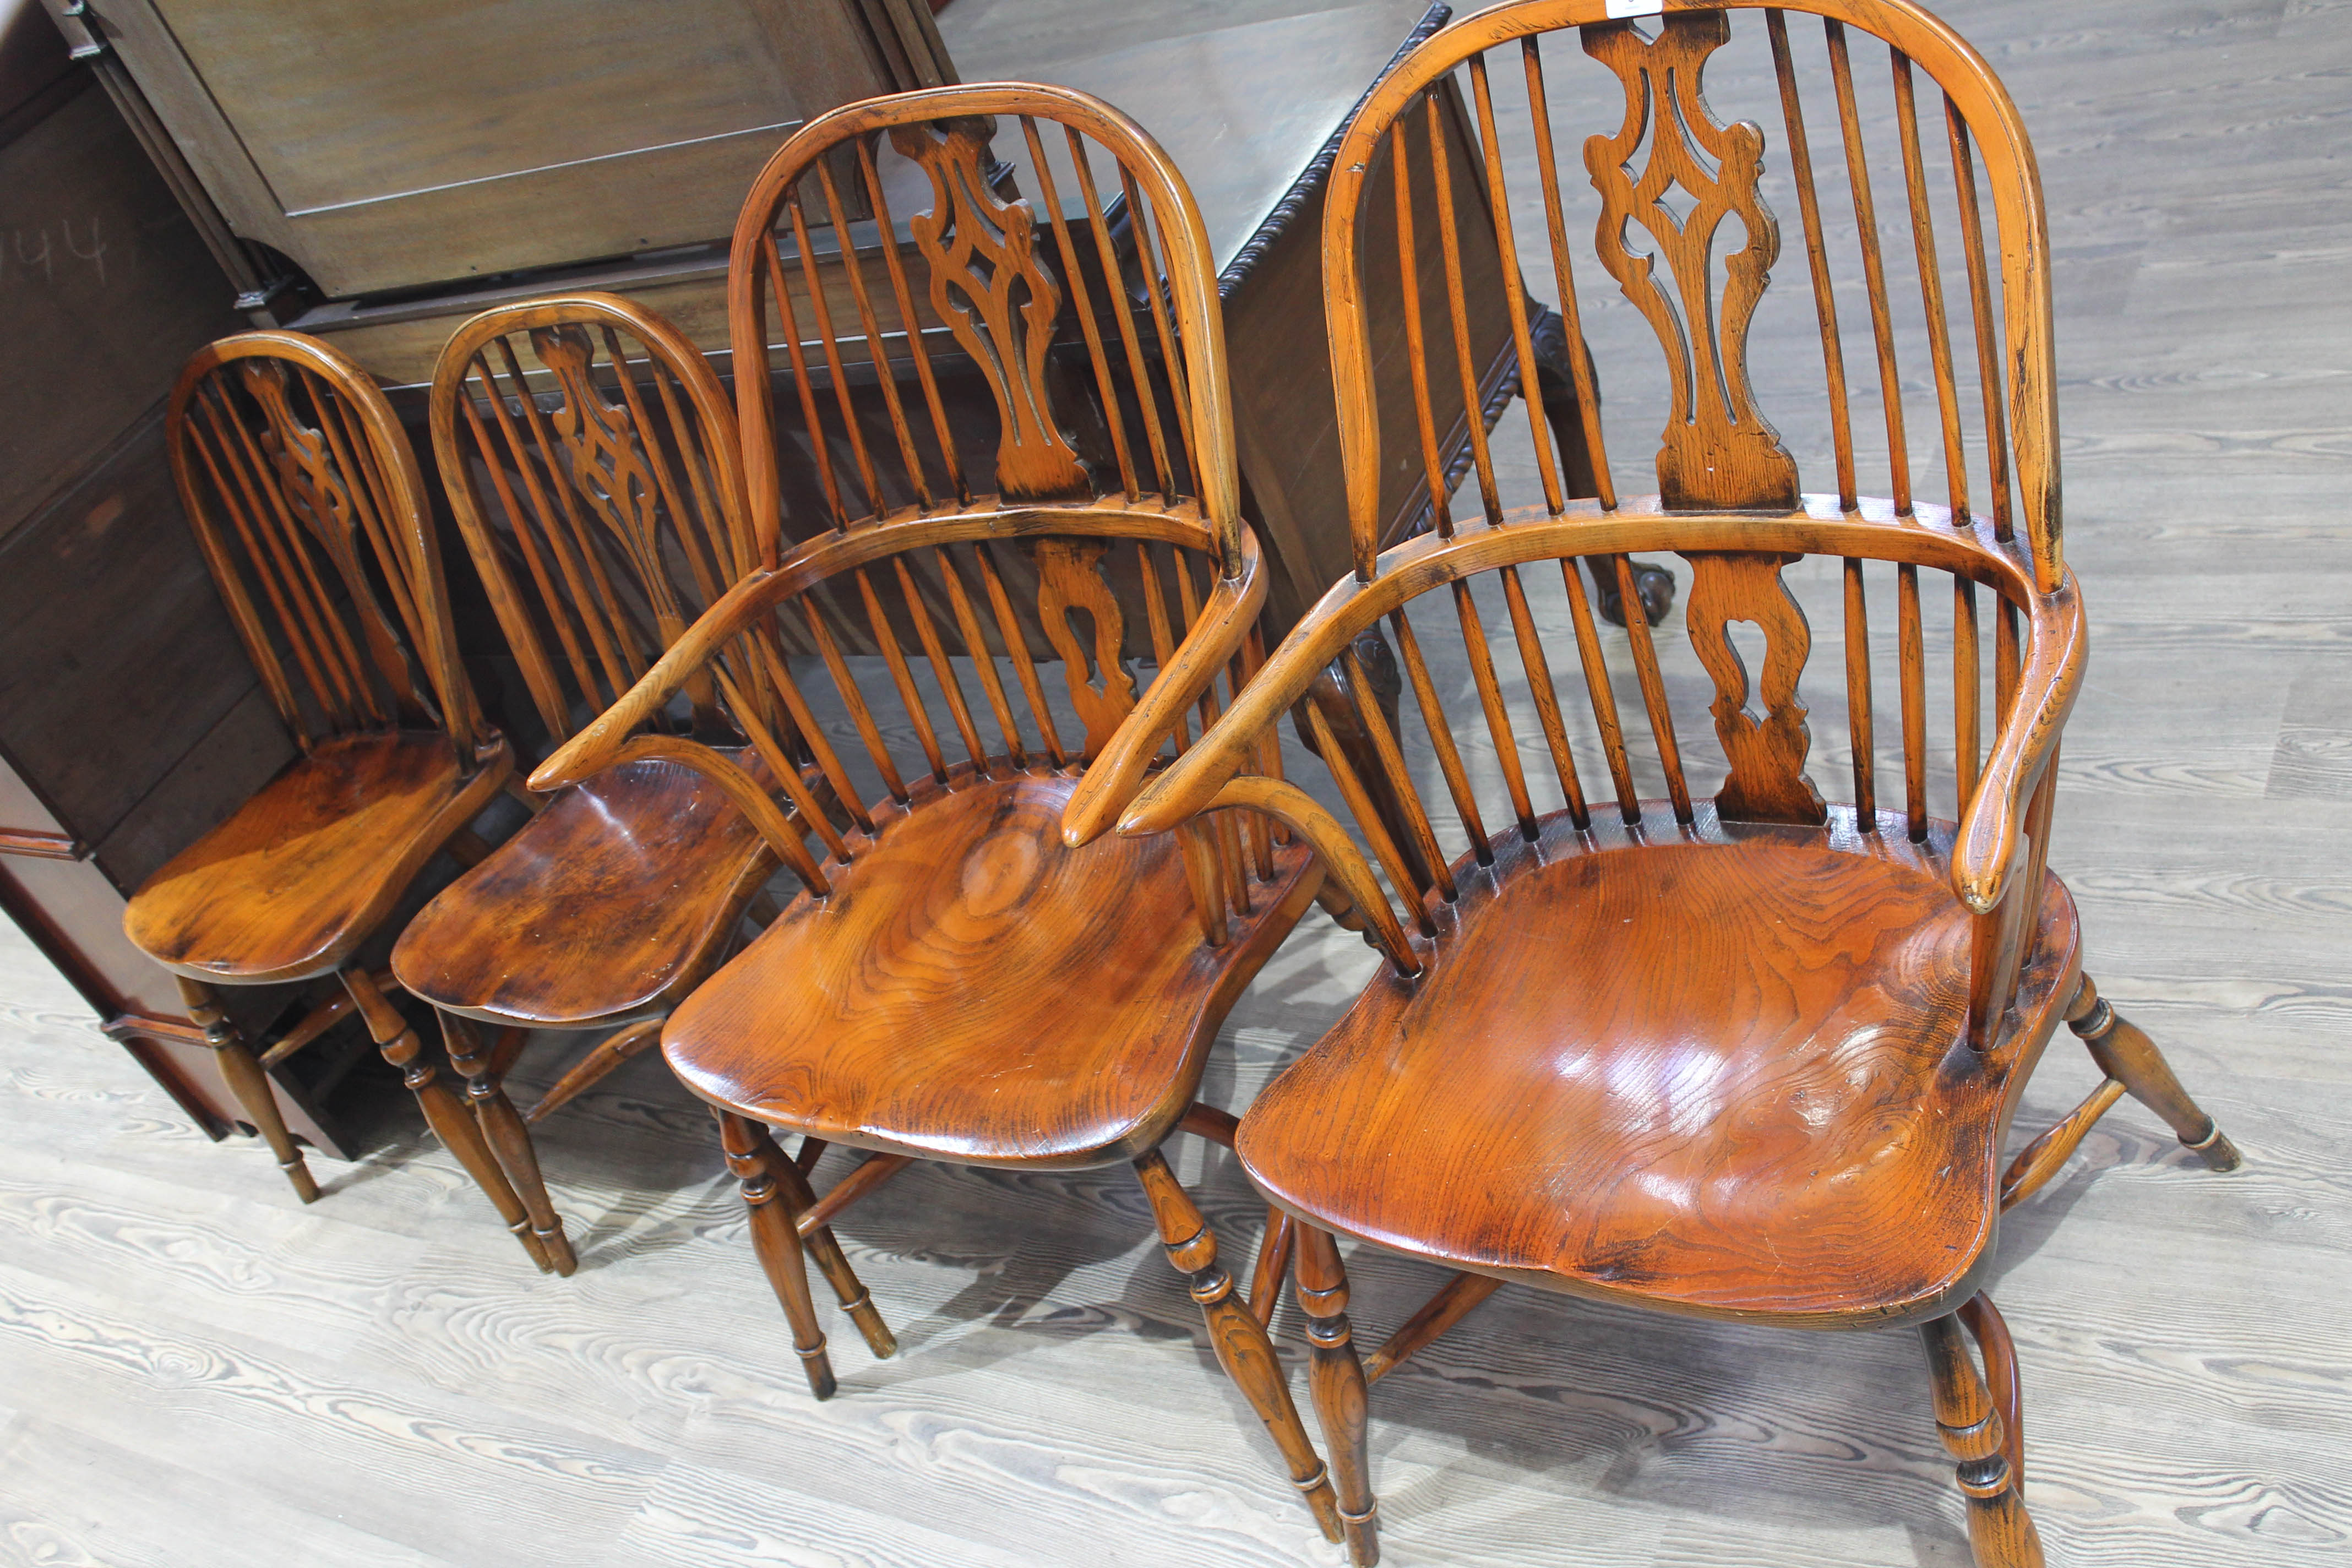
[1236,806,2081,1327]
[392,755,778,1028]
[125,732,508,986]
[662,771,1320,1169]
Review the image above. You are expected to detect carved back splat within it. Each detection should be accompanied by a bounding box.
[431,295,756,750]
[890,117,1093,503]
[169,332,482,759]
[1582,12,1797,511]
[1031,537,1137,754]
[1680,550,1826,824]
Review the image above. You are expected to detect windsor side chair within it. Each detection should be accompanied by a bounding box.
[1105,4,2241,1564]
[122,331,522,1221]
[389,293,793,1276]
[530,84,1351,1543]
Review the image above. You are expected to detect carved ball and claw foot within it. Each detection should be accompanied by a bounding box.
[1132,1150,1346,1546]
[2066,975,2242,1172]
[176,975,319,1204]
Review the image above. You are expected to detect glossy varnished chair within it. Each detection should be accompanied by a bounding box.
[122,331,522,1220]
[530,85,1348,1542]
[1106,4,2240,1563]
[389,294,783,1275]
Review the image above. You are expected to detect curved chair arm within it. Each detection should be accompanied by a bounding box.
[581,734,828,894]
[1061,535,1266,847]
[529,568,780,793]
[1952,577,2087,913]
[1198,776,1420,977]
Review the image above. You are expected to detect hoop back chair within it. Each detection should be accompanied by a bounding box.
[392,293,782,1276]
[1109,4,2240,1563]
[531,84,1349,1543]
[123,331,516,1218]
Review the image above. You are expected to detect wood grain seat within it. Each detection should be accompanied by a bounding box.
[391,754,777,1028]
[663,770,1319,1168]
[1238,805,2079,1327]
[126,732,507,986]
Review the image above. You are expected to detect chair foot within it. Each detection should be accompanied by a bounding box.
[767,1147,896,1361]
[1922,1313,2045,1567]
[1294,1227,1380,1566]
[342,971,546,1271]
[2067,976,2242,1172]
[717,1112,837,1399]
[1133,1150,1344,1545]
[177,976,319,1203]
[442,1016,575,1276]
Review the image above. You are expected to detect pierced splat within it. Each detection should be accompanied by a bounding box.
[1582,13,1799,511]
[889,117,1092,503]
[238,358,429,725]
[1680,551,1825,824]
[1030,537,1136,757]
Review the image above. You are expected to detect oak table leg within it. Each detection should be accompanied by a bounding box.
[1922,1313,2045,1568]
[717,1111,837,1399]
[2067,975,2242,1172]
[176,975,319,1203]
[1294,1226,1379,1566]
[342,968,548,1272]
[442,1014,575,1276]
[1133,1149,1343,1545]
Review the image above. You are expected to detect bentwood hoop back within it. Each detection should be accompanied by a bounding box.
[1110,5,2239,1565]
[391,293,778,1276]
[533,84,1347,1545]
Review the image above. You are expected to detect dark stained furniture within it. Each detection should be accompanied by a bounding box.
[390,293,782,1275]
[529,82,1350,1547]
[1105,4,2240,1565]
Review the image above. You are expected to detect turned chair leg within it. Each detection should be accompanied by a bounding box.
[176,975,318,1203]
[1131,1149,1344,1545]
[1294,1226,1379,1566]
[441,1015,575,1277]
[2068,976,2242,1172]
[766,1147,897,1361]
[1922,1313,2045,1568]
[342,969,548,1272]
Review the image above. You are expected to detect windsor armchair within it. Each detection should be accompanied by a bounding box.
[1106,4,2241,1564]
[122,331,520,1218]
[530,84,1349,1543]
[389,293,792,1276]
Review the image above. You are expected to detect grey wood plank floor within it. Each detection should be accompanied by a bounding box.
[6,1,2350,1563]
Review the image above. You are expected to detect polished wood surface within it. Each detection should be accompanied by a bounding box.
[127,733,501,985]
[1239,805,2077,1325]
[666,769,1317,1167]
[392,757,775,1029]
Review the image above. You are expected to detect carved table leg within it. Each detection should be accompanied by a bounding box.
[1294,1226,1379,1566]
[176,975,318,1203]
[342,968,547,1272]
[2067,975,2242,1172]
[442,1015,575,1276]
[716,1110,836,1399]
[1921,1313,2045,1568]
[1132,1148,1343,1544]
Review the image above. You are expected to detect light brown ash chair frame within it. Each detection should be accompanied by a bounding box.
[531,84,1349,1544]
[1105,4,2240,1564]
[391,293,790,1276]
[123,331,520,1221]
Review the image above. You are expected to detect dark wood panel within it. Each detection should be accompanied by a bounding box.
[0,77,238,529]
[0,407,282,857]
